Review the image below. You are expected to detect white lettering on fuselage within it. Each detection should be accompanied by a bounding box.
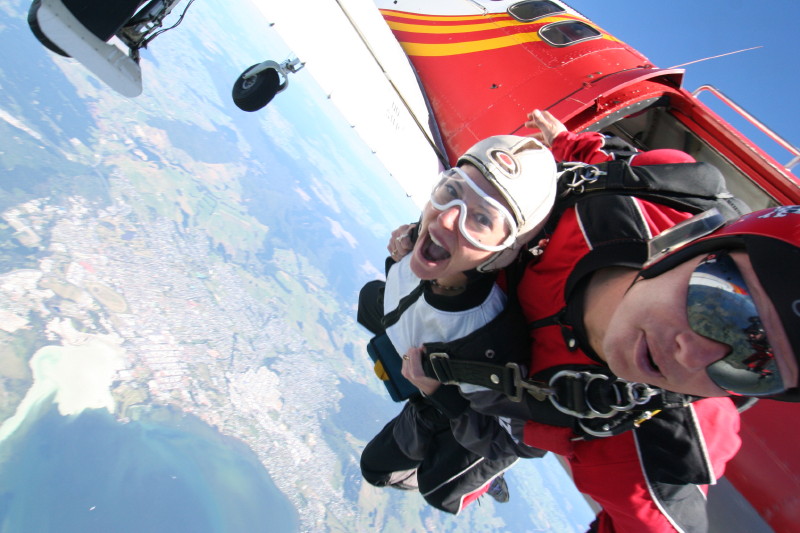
[758,205,800,218]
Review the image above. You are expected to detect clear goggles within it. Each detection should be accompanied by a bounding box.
[688,250,783,396]
[429,167,518,252]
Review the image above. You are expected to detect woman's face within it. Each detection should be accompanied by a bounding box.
[408,164,512,284]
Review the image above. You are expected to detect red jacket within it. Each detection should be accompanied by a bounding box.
[518,133,740,532]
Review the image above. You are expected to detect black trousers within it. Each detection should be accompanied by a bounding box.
[360,397,517,514]
[357,280,517,514]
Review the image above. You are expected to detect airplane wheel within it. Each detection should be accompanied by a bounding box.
[28,0,70,57]
[232,64,283,112]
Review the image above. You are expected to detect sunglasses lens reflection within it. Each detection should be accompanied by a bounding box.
[687,251,783,396]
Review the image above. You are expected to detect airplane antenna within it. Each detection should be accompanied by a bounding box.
[668,46,762,69]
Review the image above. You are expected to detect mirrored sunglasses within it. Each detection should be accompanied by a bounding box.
[688,250,784,396]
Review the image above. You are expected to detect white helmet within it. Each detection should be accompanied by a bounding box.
[457,135,557,271]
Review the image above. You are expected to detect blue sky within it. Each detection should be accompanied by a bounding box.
[568,1,800,170]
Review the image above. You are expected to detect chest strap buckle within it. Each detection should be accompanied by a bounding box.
[547,369,660,419]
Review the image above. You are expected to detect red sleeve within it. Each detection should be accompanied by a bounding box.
[569,432,686,533]
[570,398,741,533]
[549,131,615,164]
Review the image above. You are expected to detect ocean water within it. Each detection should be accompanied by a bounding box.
[0,403,298,533]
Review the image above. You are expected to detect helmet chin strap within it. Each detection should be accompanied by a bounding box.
[457,267,490,285]
[476,243,518,273]
[476,251,502,273]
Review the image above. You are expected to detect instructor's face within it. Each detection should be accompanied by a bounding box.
[600,251,797,398]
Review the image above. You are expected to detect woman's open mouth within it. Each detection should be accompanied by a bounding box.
[421,233,451,262]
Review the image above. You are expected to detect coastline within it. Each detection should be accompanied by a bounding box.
[0,320,126,444]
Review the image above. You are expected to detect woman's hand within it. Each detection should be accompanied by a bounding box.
[401,346,440,396]
[388,223,416,261]
[525,109,567,147]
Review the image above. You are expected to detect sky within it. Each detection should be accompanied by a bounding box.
[567,0,800,170]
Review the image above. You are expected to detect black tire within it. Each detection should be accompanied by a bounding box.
[231,64,284,112]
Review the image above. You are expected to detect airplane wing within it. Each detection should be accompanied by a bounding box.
[251,0,445,208]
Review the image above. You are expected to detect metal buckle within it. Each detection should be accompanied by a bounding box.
[506,363,553,402]
[559,162,606,197]
[610,381,659,411]
[548,370,661,419]
[577,407,663,438]
[426,352,457,385]
[584,374,616,417]
[578,419,621,438]
[548,370,605,418]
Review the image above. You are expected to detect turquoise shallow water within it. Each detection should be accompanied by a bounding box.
[0,403,298,533]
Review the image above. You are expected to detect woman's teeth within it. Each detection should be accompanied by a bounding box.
[423,234,451,261]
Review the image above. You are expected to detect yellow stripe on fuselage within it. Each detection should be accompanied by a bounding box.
[384,15,572,35]
[380,10,618,57]
[400,32,543,57]
[386,19,528,34]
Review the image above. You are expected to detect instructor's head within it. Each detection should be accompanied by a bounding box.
[601,206,800,400]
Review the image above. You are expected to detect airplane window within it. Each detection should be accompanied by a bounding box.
[539,21,601,47]
[507,1,564,22]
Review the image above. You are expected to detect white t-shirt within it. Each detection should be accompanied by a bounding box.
[383,256,506,394]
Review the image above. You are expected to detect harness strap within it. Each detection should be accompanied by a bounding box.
[421,354,694,437]
[553,160,749,221]
[381,282,425,329]
[529,309,580,351]
[423,354,551,401]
